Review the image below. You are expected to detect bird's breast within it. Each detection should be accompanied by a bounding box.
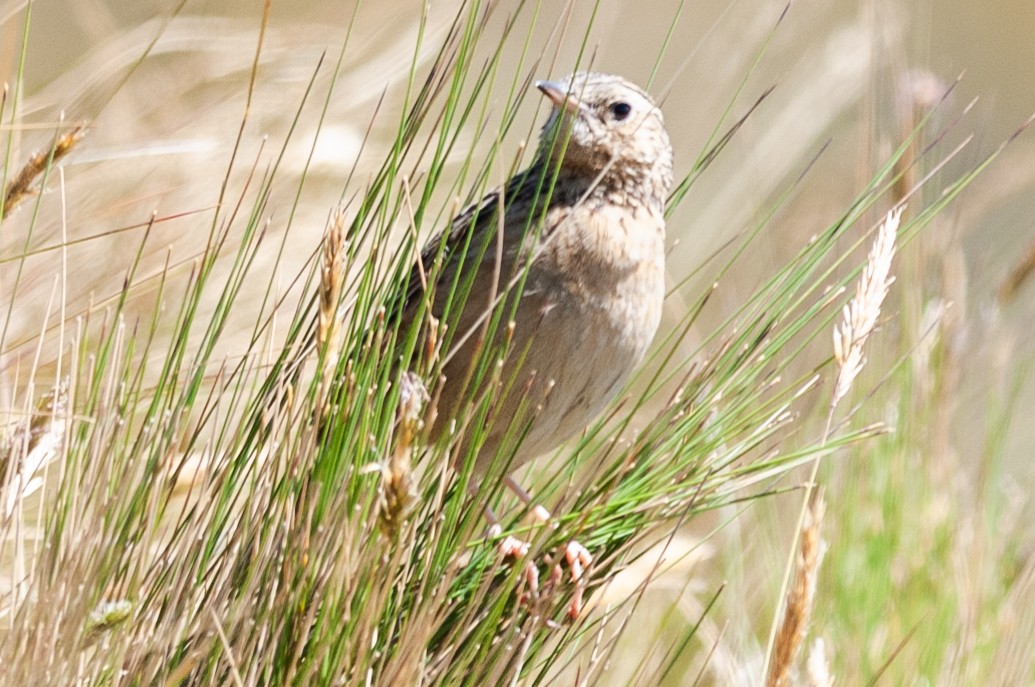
[515,201,665,418]
[537,201,666,356]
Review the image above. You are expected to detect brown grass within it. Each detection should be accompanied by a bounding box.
[766,493,827,687]
[2,124,85,217]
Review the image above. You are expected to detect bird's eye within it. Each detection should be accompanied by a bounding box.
[609,101,632,121]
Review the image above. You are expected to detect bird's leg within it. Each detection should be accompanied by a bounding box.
[558,541,592,619]
[483,501,530,558]
[503,475,551,523]
[482,501,539,597]
[503,475,593,619]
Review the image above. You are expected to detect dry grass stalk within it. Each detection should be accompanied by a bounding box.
[318,209,348,378]
[996,238,1035,307]
[832,208,901,406]
[766,493,827,687]
[985,556,1035,687]
[893,70,948,208]
[311,208,350,444]
[2,124,85,217]
[377,371,428,535]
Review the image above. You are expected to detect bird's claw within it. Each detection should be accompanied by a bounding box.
[558,540,592,619]
[563,540,592,580]
[497,534,531,559]
[500,536,592,620]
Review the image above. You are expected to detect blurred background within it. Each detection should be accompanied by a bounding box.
[3,0,1034,682]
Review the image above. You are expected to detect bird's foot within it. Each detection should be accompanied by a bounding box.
[497,534,531,559]
[553,540,592,619]
[497,534,593,620]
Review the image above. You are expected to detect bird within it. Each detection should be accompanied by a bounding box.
[398,72,673,614]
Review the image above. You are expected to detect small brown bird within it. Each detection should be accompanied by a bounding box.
[401,72,672,611]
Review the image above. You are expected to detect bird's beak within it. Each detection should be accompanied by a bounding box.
[536,80,582,116]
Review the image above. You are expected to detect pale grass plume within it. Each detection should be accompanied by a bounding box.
[766,493,828,687]
[2,383,68,517]
[832,207,902,406]
[766,208,900,681]
[806,638,834,687]
[376,371,427,536]
[84,599,134,645]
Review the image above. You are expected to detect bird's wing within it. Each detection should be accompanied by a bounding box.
[396,161,552,324]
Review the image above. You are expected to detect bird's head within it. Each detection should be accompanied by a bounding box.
[536,72,673,207]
